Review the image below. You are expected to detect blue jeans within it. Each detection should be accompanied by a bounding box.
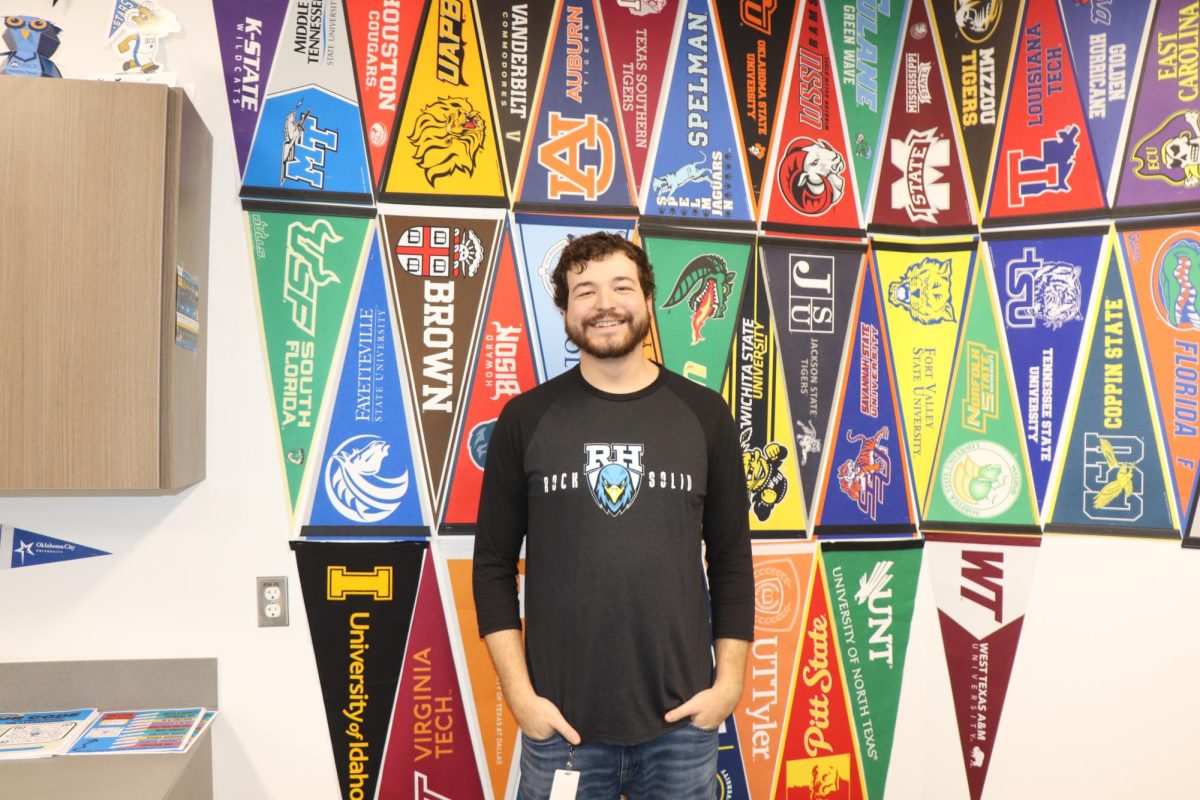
[518,723,719,800]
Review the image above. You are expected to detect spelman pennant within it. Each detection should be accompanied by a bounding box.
[643,225,754,392]
[245,203,370,518]
[381,0,506,206]
[925,531,1040,800]
[213,0,288,175]
[291,539,426,800]
[241,0,372,204]
[0,524,109,569]
[642,0,754,227]
[760,238,862,523]
[723,257,808,536]
[1048,235,1179,537]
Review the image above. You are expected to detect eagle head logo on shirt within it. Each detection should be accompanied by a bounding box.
[584,443,644,516]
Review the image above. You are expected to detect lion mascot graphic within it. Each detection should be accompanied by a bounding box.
[888,257,957,325]
[408,97,487,186]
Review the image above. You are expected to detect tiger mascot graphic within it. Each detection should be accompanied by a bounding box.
[408,97,487,186]
[1030,262,1083,329]
[888,257,957,325]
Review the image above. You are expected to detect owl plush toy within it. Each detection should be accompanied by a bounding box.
[2,16,63,78]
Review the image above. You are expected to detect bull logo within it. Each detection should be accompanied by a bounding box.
[836,427,892,520]
[777,137,847,216]
[1006,124,1080,208]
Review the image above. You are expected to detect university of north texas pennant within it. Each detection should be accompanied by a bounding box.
[1,525,109,569]
[642,0,754,227]
[1120,221,1200,527]
[1047,236,1179,537]
[213,0,288,175]
[380,0,507,206]
[241,0,372,204]
[642,226,754,392]
[873,239,973,516]
[988,230,1104,519]
[760,237,863,524]
[925,531,1040,800]
[723,257,808,536]
[440,222,539,533]
[870,0,976,235]
[245,203,371,519]
[762,0,862,236]
[986,0,1106,225]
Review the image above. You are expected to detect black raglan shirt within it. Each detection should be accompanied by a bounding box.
[473,365,754,746]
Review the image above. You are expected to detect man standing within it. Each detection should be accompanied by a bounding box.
[473,233,754,798]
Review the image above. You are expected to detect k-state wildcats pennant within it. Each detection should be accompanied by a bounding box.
[380,0,507,206]
[724,257,808,536]
[1,524,109,569]
[925,531,1040,800]
[815,256,916,537]
[642,0,754,227]
[1047,235,1179,537]
[214,0,288,176]
[642,225,754,392]
[873,238,974,516]
[245,202,372,520]
[988,229,1104,520]
[441,222,538,533]
[762,0,863,236]
[515,0,638,215]
[986,0,1106,225]
[870,0,976,235]
[241,0,372,204]
[760,237,863,525]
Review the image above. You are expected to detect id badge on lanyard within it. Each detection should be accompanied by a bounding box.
[549,745,579,799]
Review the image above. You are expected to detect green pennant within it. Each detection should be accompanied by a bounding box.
[245,205,369,517]
[925,259,1039,527]
[822,542,922,800]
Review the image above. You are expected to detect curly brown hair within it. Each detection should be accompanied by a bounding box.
[551,232,656,311]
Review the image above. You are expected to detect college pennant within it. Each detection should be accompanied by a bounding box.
[923,257,1041,530]
[377,211,500,518]
[514,0,638,215]
[377,549,485,798]
[642,225,754,392]
[1047,236,1179,537]
[245,202,371,519]
[0,524,109,569]
[642,0,754,227]
[380,0,506,206]
[304,230,428,535]
[343,0,423,191]
[821,540,922,800]
[441,222,539,533]
[724,257,808,536]
[814,255,917,537]
[762,0,863,236]
[827,0,906,221]
[873,239,973,516]
[213,0,289,176]
[1120,222,1200,527]
[1058,0,1155,199]
[986,0,1106,225]
[870,0,976,235]
[732,540,815,800]
[712,0,799,212]
[987,230,1104,519]
[928,0,1022,210]
[241,0,372,204]
[596,0,681,195]
[760,237,863,523]
[715,715,752,800]
[1115,0,1200,217]
[291,539,427,800]
[925,531,1040,800]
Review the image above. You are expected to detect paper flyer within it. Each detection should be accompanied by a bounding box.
[68,708,204,754]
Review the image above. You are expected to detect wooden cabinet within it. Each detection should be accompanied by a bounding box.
[0,78,211,490]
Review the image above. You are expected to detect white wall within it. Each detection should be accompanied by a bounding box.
[2,3,1199,798]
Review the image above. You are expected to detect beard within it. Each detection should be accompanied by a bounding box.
[565,308,651,360]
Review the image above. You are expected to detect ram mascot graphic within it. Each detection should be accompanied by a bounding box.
[888,257,957,324]
[778,137,847,216]
[408,97,487,186]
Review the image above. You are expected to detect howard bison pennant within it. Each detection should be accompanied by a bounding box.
[925,531,1040,800]
[214,0,288,175]
[381,0,506,206]
[870,0,975,235]
[988,229,1104,520]
[1047,236,1179,537]
[760,238,863,524]
[241,0,372,204]
[291,539,426,800]
[986,0,1105,225]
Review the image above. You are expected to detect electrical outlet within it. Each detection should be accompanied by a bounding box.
[257,576,289,627]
